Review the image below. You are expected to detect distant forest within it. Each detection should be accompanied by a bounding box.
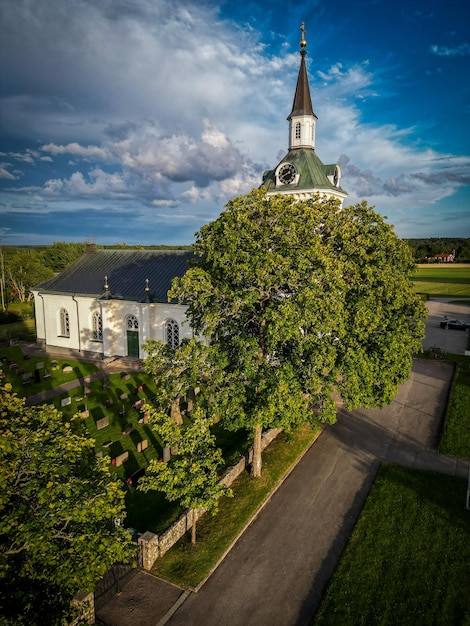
[404,238,470,262]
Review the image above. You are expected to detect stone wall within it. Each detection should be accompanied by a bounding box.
[139,427,284,570]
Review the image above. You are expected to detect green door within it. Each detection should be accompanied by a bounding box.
[127,330,139,358]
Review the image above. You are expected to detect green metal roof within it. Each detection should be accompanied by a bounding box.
[262,149,346,195]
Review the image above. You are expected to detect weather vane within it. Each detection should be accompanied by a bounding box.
[300,22,307,50]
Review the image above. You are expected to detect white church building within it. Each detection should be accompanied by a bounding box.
[33,25,346,360]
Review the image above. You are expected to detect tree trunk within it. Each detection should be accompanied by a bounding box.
[251,424,263,477]
[191,509,197,545]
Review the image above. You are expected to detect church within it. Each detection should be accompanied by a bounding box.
[33,25,347,360]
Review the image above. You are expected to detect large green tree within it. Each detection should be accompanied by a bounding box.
[6,250,53,302]
[169,189,426,477]
[0,382,135,625]
[140,338,232,544]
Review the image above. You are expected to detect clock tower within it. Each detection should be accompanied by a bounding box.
[262,23,347,206]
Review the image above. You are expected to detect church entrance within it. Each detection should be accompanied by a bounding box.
[127,330,139,358]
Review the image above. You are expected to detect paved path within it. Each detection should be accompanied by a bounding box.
[97,359,469,626]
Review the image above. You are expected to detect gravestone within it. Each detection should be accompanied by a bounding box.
[61,396,72,407]
[163,447,171,462]
[122,423,133,436]
[114,451,129,467]
[121,374,131,381]
[102,440,113,448]
[51,360,58,370]
[79,409,89,419]
[75,396,83,402]
[137,439,148,453]
[96,416,109,430]
[62,365,73,373]
[36,362,44,370]
[138,413,149,425]
[120,393,128,401]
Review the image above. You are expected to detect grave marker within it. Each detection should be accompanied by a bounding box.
[114,451,129,467]
[137,439,148,453]
[61,397,72,407]
[96,416,109,430]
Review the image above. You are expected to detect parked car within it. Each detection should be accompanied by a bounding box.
[439,319,470,331]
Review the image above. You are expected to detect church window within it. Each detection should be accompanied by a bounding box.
[126,315,139,330]
[92,312,103,341]
[165,319,179,350]
[295,122,301,140]
[59,308,70,337]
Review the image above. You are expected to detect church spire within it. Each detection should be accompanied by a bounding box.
[287,23,317,150]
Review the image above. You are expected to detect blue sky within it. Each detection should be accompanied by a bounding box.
[1,0,469,246]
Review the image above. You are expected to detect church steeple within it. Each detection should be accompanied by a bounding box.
[287,23,317,150]
[261,23,347,206]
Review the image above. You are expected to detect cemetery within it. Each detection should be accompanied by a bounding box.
[0,345,250,534]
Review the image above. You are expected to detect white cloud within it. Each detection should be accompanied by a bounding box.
[430,43,470,56]
[41,142,109,160]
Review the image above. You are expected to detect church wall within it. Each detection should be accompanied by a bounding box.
[33,292,192,359]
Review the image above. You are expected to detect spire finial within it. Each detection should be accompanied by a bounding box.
[145,278,150,292]
[104,275,109,290]
[300,22,307,53]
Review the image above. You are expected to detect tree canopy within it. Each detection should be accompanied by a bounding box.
[169,189,426,476]
[0,382,135,625]
[140,338,232,543]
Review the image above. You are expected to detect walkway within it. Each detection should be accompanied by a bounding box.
[96,358,469,626]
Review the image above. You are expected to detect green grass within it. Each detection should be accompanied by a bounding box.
[412,265,470,298]
[0,345,99,396]
[439,355,470,457]
[150,424,320,588]
[313,464,470,626]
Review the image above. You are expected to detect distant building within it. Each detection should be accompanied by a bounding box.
[261,23,347,205]
[433,253,454,263]
[33,249,194,359]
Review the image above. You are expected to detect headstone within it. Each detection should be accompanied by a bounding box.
[84,384,92,396]
[114,451,129,467]
[96,451,103,458]
[163,447,171,462]
[43,370,51,380]
[62,365,73,373]
[121,374,131,381]
[75,396,84,402]
[79,410,89,419]
[138,413,149,424]
[122,423,133,435]
[137,439,148,453]
[96,416,109,430]
[102,440,113,448]
[36,362,44,370]
[51,360,58,370]
[61,396,71,407]
[120,393,128,400]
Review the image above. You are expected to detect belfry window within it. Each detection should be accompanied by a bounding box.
[92,312,103,341]
[59,308,70,337]
[295,122,301,140]
[165,319,179,350]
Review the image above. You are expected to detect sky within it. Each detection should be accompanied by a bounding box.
[1,0,469,247]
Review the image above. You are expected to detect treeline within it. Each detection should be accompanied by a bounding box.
[1,241,191,306]
[404,238,470,262]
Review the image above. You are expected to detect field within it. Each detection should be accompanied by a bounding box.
[313,465,470,626]
[412,264,470,298]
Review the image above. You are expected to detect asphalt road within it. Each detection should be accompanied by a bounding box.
[97,355,469,626]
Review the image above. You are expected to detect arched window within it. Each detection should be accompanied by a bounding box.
[295,122,301,140]
[59,308,70,337]
[92,312,103,341]
[126,315,139,330]
[165,319,179,350]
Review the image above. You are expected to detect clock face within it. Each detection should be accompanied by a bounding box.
[278,163,297,185]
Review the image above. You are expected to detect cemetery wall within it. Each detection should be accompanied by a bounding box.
[138,427,284,570]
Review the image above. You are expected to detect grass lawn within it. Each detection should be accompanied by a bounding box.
[439,355,470,458]
[412,264,470,298]
[0,345,99,395]
[313,464,470,626]
[151,423,321,588]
